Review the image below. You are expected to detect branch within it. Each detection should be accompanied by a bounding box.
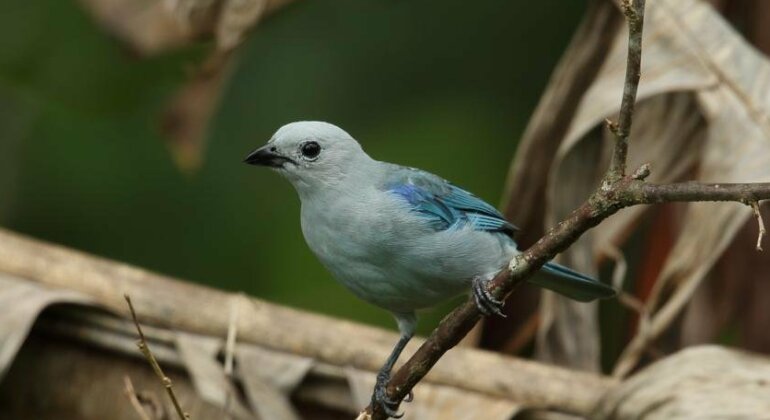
[634,182,770,203]
[364,0,767,417]
[370,181,770,417]
[125,294,190,420]
[608,0,645,179]
[0,229,618,415]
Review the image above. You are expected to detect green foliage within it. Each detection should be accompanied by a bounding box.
[0,0,585,333]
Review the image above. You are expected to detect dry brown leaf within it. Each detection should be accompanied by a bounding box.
[160,52,235,174]
[681,207,770,352]
[593,346,770,419]
[501,0,621,243]
[236,345,313,393]
[0,273,91,380]
[609,0,770,376]
[159,0,295,173]
[491,0,621,357]
[506,0,770,371]
[79,0,296,55]
[237,346,312,420]
[536,127,606,370]
[175,331,254,418]
[216,0,267,51]
[77,0,210,55]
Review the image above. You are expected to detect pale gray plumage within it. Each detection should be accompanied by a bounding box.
[245,121,615,417]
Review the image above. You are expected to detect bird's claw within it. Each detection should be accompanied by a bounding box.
[472,276,506,317]
[403,390,414,403]
[372,372,409,418]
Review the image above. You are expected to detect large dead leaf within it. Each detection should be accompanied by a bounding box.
[593,346,770,419]
[680,206,770,352]
[160,51,235,174]
[491,0,621,359]
[505,0,770,371]
[0,274,91,380]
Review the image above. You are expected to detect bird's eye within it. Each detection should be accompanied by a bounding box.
[300,141,321,160]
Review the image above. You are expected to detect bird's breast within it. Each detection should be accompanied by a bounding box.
[300,191,405,268]
[298,189,513,312]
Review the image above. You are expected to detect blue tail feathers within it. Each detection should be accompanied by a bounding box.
[528,262,616,302]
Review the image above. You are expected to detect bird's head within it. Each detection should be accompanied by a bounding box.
[244,121,372,194]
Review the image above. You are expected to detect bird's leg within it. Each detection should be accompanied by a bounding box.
[372,313,415,418]
[472,275,506,317]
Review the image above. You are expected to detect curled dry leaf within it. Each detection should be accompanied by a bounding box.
[160,51,235,174]
[593,346,770,419]
[175,332,252,418]
[0,274,91,381]
[237,346,312,420]
[77,0,214,55]
[503,0,770,371]
[78,0,296,56]
[492,0,621,358]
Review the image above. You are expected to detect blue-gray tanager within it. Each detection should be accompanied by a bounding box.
[245,121,615,417]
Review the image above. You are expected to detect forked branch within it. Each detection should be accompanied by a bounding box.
[366,0,770,417]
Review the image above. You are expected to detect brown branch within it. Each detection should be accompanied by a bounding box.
[0,230,618,415]
[633,182,770,203]
[125,294,190,420]
[608,0,646,179]
[365,0,769,417]
[371,184,770,417]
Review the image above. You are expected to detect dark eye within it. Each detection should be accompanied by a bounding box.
[300,141,321,159]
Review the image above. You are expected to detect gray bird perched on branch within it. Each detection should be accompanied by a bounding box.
[245,121,616,418]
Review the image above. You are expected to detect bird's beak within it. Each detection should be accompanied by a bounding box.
[243,145,295,168]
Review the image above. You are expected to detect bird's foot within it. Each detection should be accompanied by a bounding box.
[472,276,506,317]
[372,371,412,418]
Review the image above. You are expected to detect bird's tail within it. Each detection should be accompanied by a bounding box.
[527,262,616,302]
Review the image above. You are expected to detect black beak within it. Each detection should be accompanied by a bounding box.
[243,145,295,168]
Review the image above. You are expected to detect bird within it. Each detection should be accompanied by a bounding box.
[244,121,616,418]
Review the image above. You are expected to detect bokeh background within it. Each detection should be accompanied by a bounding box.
[0,0,586,333]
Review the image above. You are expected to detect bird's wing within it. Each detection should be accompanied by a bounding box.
[382,165,518,236]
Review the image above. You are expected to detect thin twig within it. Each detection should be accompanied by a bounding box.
[124,375,153,420]
[752,201,766,251]
[604,244,628,291]
[125,294,190,420]
[608,0,646,179]
[604,244,645,315]
[613,246,722,377]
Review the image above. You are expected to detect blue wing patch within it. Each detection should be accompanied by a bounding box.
[384,167,517,236]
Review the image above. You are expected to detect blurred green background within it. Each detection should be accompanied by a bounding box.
[0,0,585,333]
